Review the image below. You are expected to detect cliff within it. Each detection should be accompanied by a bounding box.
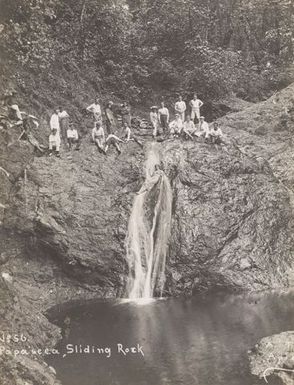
[1,83,294,384]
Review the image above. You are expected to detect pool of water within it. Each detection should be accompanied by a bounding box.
[47,290,294,385]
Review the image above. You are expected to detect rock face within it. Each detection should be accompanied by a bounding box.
[1,85,294,298]
[219,83,294,191]
[2,138,145,296]
[249,331,294,385]
[0,275,62,385]
[163,141,294,295]
[1,84,294,383]
[2,125,294,298]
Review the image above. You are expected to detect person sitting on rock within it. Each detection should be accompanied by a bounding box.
[195,116,210,139]
[182,115,195,140]
[136,164,164,195]
[49,128,61,157]
[67,124,80,150]
[104,133,124,154]
[92,121,106,154]
[120,101,131,126]
[123,122,143,148]
[208,122,224,144]
[169,113,183,137]
[18,112,39,139]
[18,113,43,152]
[86,97,102,123]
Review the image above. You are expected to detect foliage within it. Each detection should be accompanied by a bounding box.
[0,0,293,107]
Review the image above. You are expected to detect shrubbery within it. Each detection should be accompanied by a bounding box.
[0,0,293,108]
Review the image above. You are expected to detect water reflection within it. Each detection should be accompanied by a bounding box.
[47,290,294,385]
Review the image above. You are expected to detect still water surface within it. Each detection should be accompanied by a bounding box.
[47,291,294,385]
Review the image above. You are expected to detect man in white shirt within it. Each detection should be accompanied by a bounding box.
[86,98,102,123]
[209,122,224,144]
[50,108,60,134]
[59,108,70,141]
[189,93,203,123]
[182,115,195,139]
[49,128,61,157]
[104,133,124,154]
[196,116,210,138]
[66,124,80,150]
[175,95,186,122]
[169,113,183,137]
[123,122,143,148]
[92,121,106,154]
[158,102,169,133]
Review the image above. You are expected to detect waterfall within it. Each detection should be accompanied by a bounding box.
[125,145,173,299]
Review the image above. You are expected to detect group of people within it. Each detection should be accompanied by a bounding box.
[49,108,80,157]
[48,94,225,157]
[0,90,45,151]
[48,98,145,157]
[91,120,143,155]
[150,94,224,144]
[1,89,225,158]
[87,99,142,155]
[1,90,39,131]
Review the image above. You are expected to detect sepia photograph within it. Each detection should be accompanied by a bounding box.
[0,0,294,384]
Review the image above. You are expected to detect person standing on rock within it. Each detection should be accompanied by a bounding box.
[49,128,61,157]
[175,95,186,122]
[58,107,70,142]
[150,106,160,137]
[92,121,106,154]
[86,98,102,123]
[50,108,61,134]
[189,93,203,124]
[120,102,131,127]
[158,102,169,134]
[104,133,124,154]
[105,101,116,135]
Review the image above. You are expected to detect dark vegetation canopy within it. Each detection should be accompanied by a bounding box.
[0,0,293,113]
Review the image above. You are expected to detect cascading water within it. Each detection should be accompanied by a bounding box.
[125,144,173,299]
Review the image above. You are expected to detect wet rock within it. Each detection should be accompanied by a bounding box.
[249,331,294,385]
[2,89,294,297]
[163,140,294,295]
